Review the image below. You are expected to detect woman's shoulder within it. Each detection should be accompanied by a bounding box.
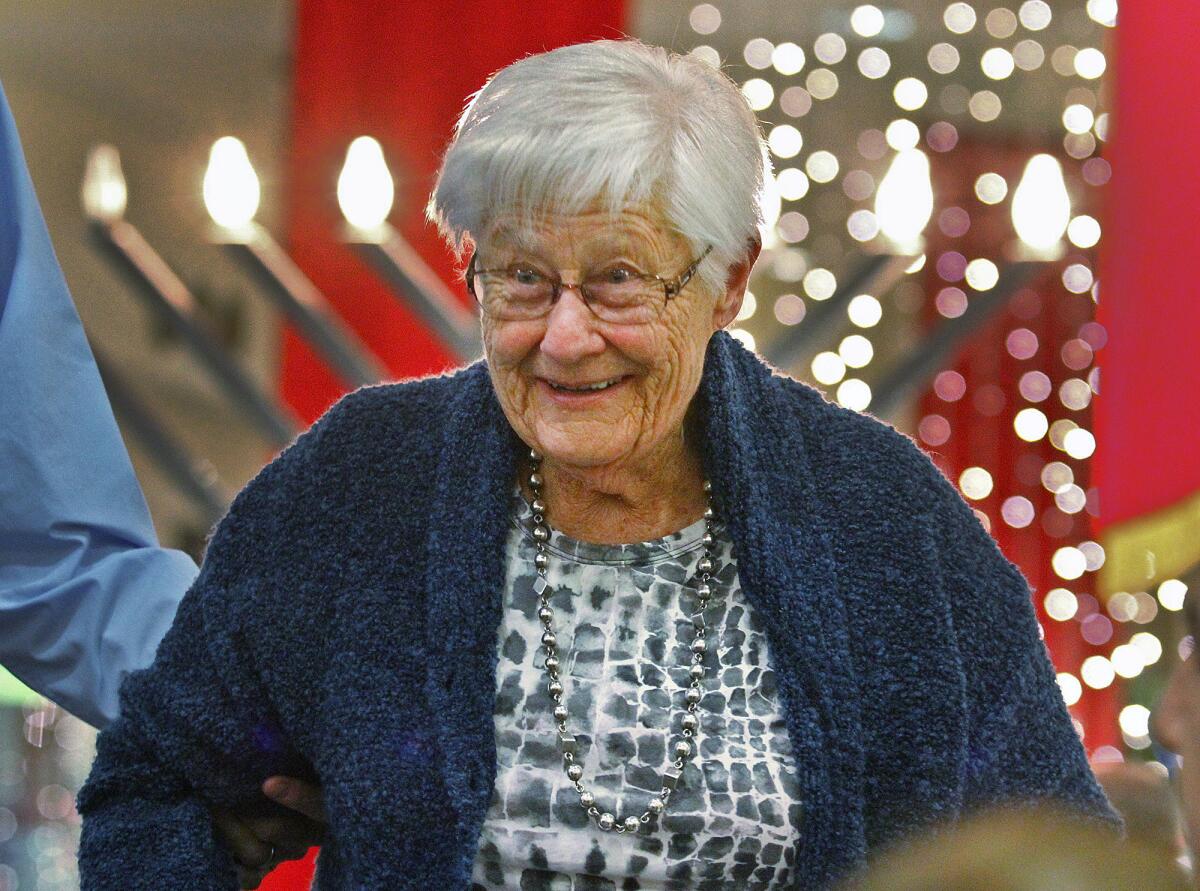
[211,363,491,559]
[765,368,946,504]
[716,335,939,496]
[314,360,490,439]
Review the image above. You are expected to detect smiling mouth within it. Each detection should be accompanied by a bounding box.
[543,376,627,393]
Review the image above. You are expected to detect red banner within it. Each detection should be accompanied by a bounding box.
[1095,4,1200,593]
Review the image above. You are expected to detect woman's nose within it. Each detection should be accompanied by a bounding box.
[539,285,605,363]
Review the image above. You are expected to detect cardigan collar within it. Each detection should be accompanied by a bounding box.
[424,331,867,886]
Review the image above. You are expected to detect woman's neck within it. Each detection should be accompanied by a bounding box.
[525,436,708,545]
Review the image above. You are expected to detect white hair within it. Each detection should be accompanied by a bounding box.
[427,39,768,293]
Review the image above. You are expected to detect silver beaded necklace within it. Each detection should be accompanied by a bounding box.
[526,448,720,835]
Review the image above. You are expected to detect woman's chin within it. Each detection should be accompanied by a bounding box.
[531,428,630,471]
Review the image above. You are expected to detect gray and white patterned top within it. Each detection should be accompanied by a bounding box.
[471,491,803,890]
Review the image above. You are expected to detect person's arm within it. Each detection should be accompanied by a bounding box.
[0,80,199,728]
[921,464,1118,824]
[76,444,318,890]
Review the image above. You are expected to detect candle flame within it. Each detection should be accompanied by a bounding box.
[81,144,127,222]
[875,149,933,250]
[1012,154,1071,253]
[337,136,395,232]
[203,136,261,230]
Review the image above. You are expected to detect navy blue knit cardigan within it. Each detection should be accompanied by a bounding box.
[77,332,1115,889]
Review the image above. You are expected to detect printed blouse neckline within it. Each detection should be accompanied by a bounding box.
[510,488,715,567]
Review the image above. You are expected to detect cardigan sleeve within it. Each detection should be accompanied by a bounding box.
[923,466,1119,826]
[76,432,320,890]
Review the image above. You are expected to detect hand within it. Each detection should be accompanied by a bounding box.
[213,776,327,890]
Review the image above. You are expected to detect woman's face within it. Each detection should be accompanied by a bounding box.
[477,205,746,474]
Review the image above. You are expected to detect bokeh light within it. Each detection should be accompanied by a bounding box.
[1013,39,1046,71]
[772,41,807,75]
[689,3,722,34]
[812,351,847,385]
[1002,496,1036,529]
[1044,588,1079,621]
[768,124,804,159]
[814,32,848,65]
[1087,0,1118,27]
[969,90,1002,122]
[744,37,774,69]
[1057,672,1083,706]
[1052,546,1087,580]
[981,48,1016,80]
[803,268,837,300]
[847,294,882,327]
[1158,579,1188,611]
[928,43,961,74]
[965,258,999,290]
[806,68,840,101]
[1014,407,1049,442]
[850,5,885,38]
[885,119,921,151]
[806,150,840,183]
[1019,1,1052,30]
[1081,655,1115,689]
[837,378,872,411]
[857,47,892,79]
[944,2,978,34]
[974,172,1008,204]
[1067,215,1102,248]
[894,77,929,110]
[1074,48,1107,79]
[839,334,874,368]
[776,167,811,200]
[773,293,806,326]
[742,78,775,111]
[959,467,994,501]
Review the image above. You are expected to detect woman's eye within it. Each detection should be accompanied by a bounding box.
[601,266,635,284]
[513,268,543,286]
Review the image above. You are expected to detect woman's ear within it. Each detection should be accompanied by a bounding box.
[712,238,763,330]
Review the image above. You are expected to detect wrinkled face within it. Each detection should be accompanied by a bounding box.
[477,206,736,473]
[1153,601,1200,860]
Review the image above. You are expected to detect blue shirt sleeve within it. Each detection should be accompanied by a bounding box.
[0,80,199,729]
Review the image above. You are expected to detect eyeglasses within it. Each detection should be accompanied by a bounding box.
[466,245,713,325]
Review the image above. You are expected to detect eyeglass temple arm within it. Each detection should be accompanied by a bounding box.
[666,245,715,298]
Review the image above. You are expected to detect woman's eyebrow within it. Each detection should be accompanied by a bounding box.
[484,224,540,253]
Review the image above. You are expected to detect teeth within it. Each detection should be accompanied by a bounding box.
[550,378,621,392]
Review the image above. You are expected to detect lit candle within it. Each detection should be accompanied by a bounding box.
[82,144,299,448]
[204,137,388,387]
[874,148,934,254]
[1011,153,1072,260]
[336,137,480,363]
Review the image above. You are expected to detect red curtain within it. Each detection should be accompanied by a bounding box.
[270,5,627,884]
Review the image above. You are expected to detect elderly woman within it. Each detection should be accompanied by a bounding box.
[78,40,1115,889]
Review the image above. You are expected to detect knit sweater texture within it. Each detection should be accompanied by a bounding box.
[76,332,1116,889]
